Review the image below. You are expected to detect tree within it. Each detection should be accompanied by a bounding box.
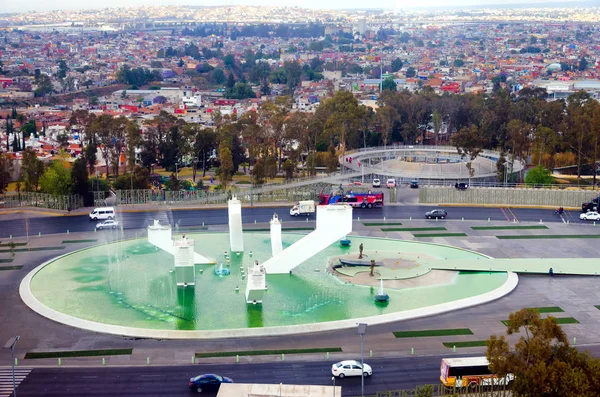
[39,155,72,196]
[57,59,68,79]
[283,61,302,94]
[212,68,225,85]
[217,146,234,187]
[56,132,69,148]
[71,157,89,203]
[282,159,295,180]
[381,77,397,92]
[191,126,217,181]
[579,57,588,71]
[391,58,403,72]
[451,125,487,180]
[525,165,553,185]
[487,308,600,397]
[405,67,416,78]
[21,148,45,192]
[453,59,465,67]
[252,159,266,184]
[34,74,53,97]
[153,95,167,104]
[0,152,13,193]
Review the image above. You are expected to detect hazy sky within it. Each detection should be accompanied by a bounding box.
[0,0,587,14]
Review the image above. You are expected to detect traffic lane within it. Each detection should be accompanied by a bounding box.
[17,357,443,397]
[0,215,92,238]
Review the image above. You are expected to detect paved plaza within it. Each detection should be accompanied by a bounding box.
[2,217,600,368]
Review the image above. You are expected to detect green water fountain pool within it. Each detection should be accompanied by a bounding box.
[27,233,508,333]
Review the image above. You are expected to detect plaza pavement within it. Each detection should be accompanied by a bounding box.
[2,218,600,368]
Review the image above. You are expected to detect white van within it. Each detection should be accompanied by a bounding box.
[89,207,115,221]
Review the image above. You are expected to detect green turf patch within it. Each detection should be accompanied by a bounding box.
[595,305,600,310]
[412,233,467,238]
[0,265,22,271]
[497,235,600,240]
[471,225,549,231]
[0,258,14,263]
[502,317,579,327]
[61,239,98,244]
[195,347,342,358]
[0,242,28,247]
[363,222,403,226]
[443,341,488,348]
[528,306,564,313]
[381,227,447,232]
[0,246,66,253]
[246,227,315,232]
[24,348,133,359]
[393,328,473,338]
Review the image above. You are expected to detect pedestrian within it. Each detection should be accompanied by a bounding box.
[370,259,375,276]
[549,267,554,277]
[359,243,364,259]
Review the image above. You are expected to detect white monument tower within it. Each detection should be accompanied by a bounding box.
[270,213,283,257]
[228,195,244,252]
[173,236,195,286]
[245,260,267,304]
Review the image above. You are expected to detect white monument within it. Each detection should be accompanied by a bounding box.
[263,205,353,274]
[245,260,267,304]
[270,213,283,257]
[174,236,195,286]
[147,220,214,264]
[228,195,244,253]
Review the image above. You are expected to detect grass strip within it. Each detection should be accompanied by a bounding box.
[502,317,579,327]
[0,265,22,271]
[497,235,600,240]
[443,341,488,348]
[595,305,600,310]
[195,347,342,358]
[412,233,467,238]
[0,246,66,253]
[382,227,447,232]
[0,258,14,263]
[246,227,315,232]
[471,226,549,231]
[363,222,403,226]
[61,239,98,244]
[0,242,28,247]
[393,328,473,338]
[527,306,564,313]
[24,348,133,359]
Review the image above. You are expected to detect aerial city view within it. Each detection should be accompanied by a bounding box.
[1,0,600,396]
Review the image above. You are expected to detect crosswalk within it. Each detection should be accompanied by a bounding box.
[0,368,32,397]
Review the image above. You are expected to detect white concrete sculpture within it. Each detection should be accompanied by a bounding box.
[263,205,353,274]
[147,220,213,264]
[270,213,283,257]
[228,195,244,253]
[245,260,267,304]
[173,236,195,286]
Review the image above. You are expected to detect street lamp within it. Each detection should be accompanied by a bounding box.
[332,376,335,397]
[4,336,20,397]
[357,323,368,397]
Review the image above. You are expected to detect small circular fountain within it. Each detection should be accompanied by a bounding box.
[214,264,231,276]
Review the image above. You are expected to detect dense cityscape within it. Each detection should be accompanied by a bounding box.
[2,2,600,397]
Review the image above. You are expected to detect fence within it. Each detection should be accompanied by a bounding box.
[419,186,596,208]
[367,383,511,397]
[0,192,83,211]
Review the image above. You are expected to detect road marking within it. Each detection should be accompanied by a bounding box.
[506,208,518,222]
[499,208,511,222]
[0,368,32,397]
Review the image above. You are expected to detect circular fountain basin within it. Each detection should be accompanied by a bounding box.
[20,233,516,338]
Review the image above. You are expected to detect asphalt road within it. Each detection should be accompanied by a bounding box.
[15,356,445,397]
[0,205,578,239]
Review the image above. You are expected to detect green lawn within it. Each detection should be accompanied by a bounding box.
[502,317,579,326]
[471,226,549,231]
[381,227,447,232]
[363,222,403,226]
[0,265,22,270]
[497,235,600,240]
[412,233,468,238]
[0,242,28,247]
[527,306,564,313]
[195,347,342,358]
[393,328,473,338]
[62,239,98,244]
[0,246,66,253]
[443,341,488,348]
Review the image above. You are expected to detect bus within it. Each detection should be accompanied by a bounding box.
[440,357,514,389]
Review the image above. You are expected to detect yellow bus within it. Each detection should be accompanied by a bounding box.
[440,357,514,389]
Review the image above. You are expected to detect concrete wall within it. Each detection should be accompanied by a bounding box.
[419,186,598,207]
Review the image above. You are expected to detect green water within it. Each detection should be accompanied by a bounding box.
[30,233,507,331]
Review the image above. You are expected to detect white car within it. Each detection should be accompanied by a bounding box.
[386,179,397,188]
[580,211,600,221]
[96,219,120,230]
[331,360,372,378]
[372,178,381,188]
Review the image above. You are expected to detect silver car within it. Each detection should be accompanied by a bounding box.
[96,219,120,230]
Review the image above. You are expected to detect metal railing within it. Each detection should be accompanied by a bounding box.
[365,383,511,397]
[0,192,83,211]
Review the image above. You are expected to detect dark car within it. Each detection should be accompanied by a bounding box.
[189,374,233,393]
[426,209,447,219]
[582,197,599,212]
[455,182,468,190]
[410,180,419,189]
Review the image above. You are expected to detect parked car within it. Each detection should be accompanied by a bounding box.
[331,360,373,378]
[426,209,447,219]
[386,179,397,188]
[348,181,363,187]
[455,183,469,190]
[372,178,381,188]
[189,374,233,393]
[580,211,600,221]
[96,219,119,230]
[410,180,419,189]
